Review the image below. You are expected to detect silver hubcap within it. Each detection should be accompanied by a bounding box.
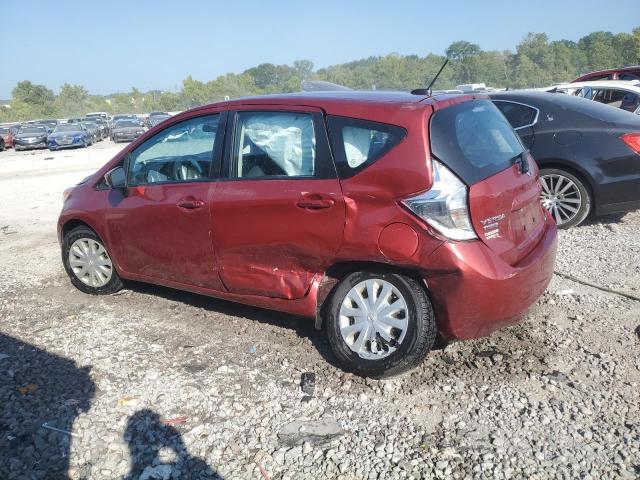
[339,279,409,360]
[540,174,582,225]
[68,238,113,288]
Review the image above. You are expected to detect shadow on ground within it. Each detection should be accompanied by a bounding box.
[125,409,222,480]
[0,333,94,479]
[0,334,222,479]
[126,281,340,368]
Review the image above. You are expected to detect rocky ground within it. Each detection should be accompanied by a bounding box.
[0,143,639,479]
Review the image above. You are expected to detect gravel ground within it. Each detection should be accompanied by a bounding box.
[0,142,639,479]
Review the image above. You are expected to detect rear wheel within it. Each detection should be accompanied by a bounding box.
[326,271,436,378]
[539,168,591,228]
[62,226,123,295]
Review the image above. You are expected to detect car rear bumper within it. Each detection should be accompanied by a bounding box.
[423,211,557,340]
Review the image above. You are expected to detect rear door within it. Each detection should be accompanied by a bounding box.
[211,106,345,299]
[430,99,546,266]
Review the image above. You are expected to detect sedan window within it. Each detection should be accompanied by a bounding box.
[232,111,316,178]
[128,115,219,185]
[493,101,538,129]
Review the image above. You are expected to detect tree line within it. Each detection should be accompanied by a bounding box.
[2,27,639,122]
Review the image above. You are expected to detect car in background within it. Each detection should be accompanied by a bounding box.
[48,123,92,150]
[13,125,49,151]
[490,91,640,228]
[85,112,108,121]
[146,111,169,126]
[110,119,145,142]
[147,113,171,128]
[573,66,640,82]
[79,120,99,144]
[88,117,109,139]
[0,125,16,149]
[35,119,59,134]
[58,91,557,377]
[546,81,640,115]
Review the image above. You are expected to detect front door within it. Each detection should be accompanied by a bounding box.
[211,107,345,300]
[106,113,225,289]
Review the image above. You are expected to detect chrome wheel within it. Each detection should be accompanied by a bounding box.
[540,173,582,226]
[68,238,113,288]
[339,279,409,360]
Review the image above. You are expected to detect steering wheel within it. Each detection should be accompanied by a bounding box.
[172,155,204,181]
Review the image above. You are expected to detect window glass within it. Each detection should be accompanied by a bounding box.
[592,89,628,108]
[430,99,524,185]
[327,116,406,177]
[493,101,537,129]
[128,115,219,185]
[233,111,315,178]
[619,73,640,81]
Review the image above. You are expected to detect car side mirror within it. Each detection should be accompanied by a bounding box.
[104,166,126,189]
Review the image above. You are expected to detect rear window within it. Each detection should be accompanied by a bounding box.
[430,99,524,185]
[327,116,406,178]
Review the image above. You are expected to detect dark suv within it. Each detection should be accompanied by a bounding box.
[58,92,557,377]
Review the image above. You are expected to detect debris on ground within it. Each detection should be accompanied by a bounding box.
[277,417,344,447]
[162,416,188,426]
[17,383,37,395]
[300,372,315,395]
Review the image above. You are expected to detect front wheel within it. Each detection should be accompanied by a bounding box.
[62,226,123,295]
[539,168,591,228]
[325,271,436,378]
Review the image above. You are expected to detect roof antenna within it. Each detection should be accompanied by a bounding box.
[411,58,449,96]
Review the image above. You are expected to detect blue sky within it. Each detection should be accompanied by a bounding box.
[1,0,637,98]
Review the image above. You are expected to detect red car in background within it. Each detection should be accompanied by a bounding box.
[57,91,557,377]
[0,125,16,149]
[573,66,640,82]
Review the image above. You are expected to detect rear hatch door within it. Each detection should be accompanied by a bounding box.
[430,98,547,265]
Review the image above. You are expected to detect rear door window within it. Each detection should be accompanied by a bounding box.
[430,99,524,185]
[231,111,316,178]
[327,116,406,178]
[493,101,538,129]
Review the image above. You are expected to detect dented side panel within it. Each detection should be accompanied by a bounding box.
[211,179,346,300]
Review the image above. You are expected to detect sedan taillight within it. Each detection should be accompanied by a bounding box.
[621,132,640,155]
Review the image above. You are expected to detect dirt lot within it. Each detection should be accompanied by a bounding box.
[0,142,639,479]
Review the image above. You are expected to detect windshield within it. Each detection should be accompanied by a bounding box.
[430,99,524,185]
[115,121,140,128]
[19,126,47,135]
[0,128,9,134]
[54,124,82,133]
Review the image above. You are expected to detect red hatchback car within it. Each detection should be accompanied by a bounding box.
[58,92,557,377]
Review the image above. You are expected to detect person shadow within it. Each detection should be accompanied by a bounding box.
[0,333,95,479]
[124,409,222,480]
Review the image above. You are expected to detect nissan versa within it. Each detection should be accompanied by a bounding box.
[58,92,557,377]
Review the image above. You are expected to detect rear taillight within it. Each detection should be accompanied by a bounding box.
[621,132,640,154]
[402,159,477,241]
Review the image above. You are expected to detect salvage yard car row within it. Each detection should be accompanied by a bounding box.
[0,111,174,151]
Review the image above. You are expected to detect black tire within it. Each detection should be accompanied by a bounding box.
[325,271,436,378]
[62,226,123,295]
[539,168,591,229]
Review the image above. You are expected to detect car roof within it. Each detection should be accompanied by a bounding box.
[185,91,480,119]
[552,80,640,91]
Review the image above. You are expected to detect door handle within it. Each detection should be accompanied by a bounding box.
[296,195,335,210]
[177,198,205,210]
